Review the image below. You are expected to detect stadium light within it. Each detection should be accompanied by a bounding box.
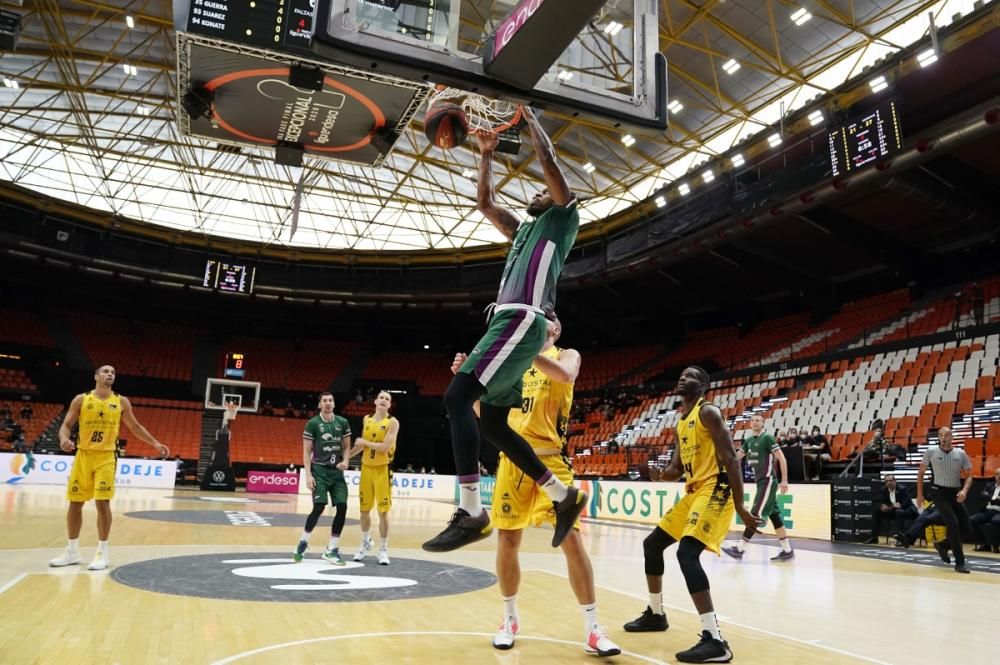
[621,134,636,147]
[791,8,812,25]
[667,99,683,114]
[808,110,824,126]
[768,133,782,147]
[869,75,888,92]
[557,70,573,81]
[603,21,624,36]
[722,59,741,75]
[655,195,666,208]
[583,162,596,174]
[702,170,715,184]
[678,183,690,196]
[126,15,135,29]
[730,153,745,167]
[917,49,938,67]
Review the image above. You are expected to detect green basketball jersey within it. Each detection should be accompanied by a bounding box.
[744,432,779,482]
[496,200,580,313]
[303,414,351,466]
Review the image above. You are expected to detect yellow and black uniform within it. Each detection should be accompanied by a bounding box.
[657,398,734,554]
[493,346,576,530]
[67,391,122,502]
[359,414,396,513]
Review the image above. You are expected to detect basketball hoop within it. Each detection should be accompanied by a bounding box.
[426,85,524,135]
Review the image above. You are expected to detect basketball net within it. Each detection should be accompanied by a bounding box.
[426,85,524,135]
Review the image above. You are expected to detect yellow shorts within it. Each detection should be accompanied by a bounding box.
[66,450,117,502]
[491,452,576,531]
[657,479,734,555]
[359,464,391,513]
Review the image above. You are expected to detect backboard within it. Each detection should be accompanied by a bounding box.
[205,378,262,413]
[311,0,667,129]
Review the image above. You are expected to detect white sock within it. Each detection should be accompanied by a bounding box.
[97,540,108,555]
[581,603,598,633]
[67,538,80,554]
[779,538,792,553]
[361,530,371,544]
[380,537,388,551]
[699,611,722,641]
[503,594,518,620]
[539,474,569,503]
[736,538,749,552]
[300,530,311,543]
[648,592,663,615]
[459,482,483,515]
[328,536,339,550]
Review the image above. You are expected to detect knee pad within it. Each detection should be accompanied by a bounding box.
[770,512,784,529]
[643,528,673,576]
[676,538,710,595]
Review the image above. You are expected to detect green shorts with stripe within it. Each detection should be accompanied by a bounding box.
[311,464,348,506]
[752,477,780,520]
[459,307,548,408]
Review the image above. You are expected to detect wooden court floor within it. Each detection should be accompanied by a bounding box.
[1,484,995,665]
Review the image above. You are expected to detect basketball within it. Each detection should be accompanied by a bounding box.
[424,102,469,150]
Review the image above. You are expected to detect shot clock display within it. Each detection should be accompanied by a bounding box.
[224,353,247,379]
[202,259,257,294]
[828,100,903,177]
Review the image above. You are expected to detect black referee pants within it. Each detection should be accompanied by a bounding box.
[931,486,972,565]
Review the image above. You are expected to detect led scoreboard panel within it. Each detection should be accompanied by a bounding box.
[175,0,315,53]
[203,259,257,294]
[828,100,902,177]
[224,353,246,379]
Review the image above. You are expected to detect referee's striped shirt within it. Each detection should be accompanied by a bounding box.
[921,446,972,488]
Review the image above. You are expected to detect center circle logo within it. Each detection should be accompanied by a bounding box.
[111,553,495,602]
[203,68,386,152]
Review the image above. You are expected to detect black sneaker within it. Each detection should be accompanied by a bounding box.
[721,545,743,560]
[893,533,910,548]
[955,563,971,574]
[551,486,588,547]
[675,631,733,663]
[934,540,952,564]
[623,606,668,632]
[422,508,492,552]
[770,549,795,561]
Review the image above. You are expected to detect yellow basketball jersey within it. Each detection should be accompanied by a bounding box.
[77,391,122,452]
[361,414,396,467]
[676,398,723,490]
[507,346,572,452]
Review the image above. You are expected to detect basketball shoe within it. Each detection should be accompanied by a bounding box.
[322,548,345,566]
[377,547,390,565]
[623,606,668,632]
[422,508,492,552]
[492,615,519,650]
[353,537,373,562]
[675,631,733,663]
[293,540,308,562]
[585,627,621,657]
[87,550,109,571]
[49,547,82,567]
[721,545,744,560]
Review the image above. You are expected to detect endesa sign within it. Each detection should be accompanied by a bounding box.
[246,470,299,494]
[1,452,176,489]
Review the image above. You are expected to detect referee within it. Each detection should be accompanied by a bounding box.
[915,427,973,573]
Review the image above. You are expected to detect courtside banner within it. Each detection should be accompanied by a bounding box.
[299,469,455,501]
[1,452,177,489]
[246,470,299,494]
[575,479,832,541]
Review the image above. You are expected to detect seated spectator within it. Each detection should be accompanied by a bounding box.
[419,466,427,474]
[285,463,297,474]
[971,468,1000,553]
[0,402,10,419]
[866,475,917,543]
[429,467,436,474]
[262,400,274,416]
[403,462,415,473]
[893,500,946,548]
[803,426,831,480]
[20,403,32,420]
[284,401,295,418]
[12,434,30,453]
[780,427,801,448]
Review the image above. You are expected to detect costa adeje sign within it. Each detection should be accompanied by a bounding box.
[1,452,176,489]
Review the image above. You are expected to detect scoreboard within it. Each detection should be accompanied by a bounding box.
[203,259,257,294]
[175,0,315,53]
[224,352,246,379]
[828,100,903,177]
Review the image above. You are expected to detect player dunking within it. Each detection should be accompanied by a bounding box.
[423,109,586,553]
[451,317,621,657]
[49,365,170,571]
[723,413,795,561]
[294,392,352,565]
[624,367,760,663]
[347,390,399,565]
